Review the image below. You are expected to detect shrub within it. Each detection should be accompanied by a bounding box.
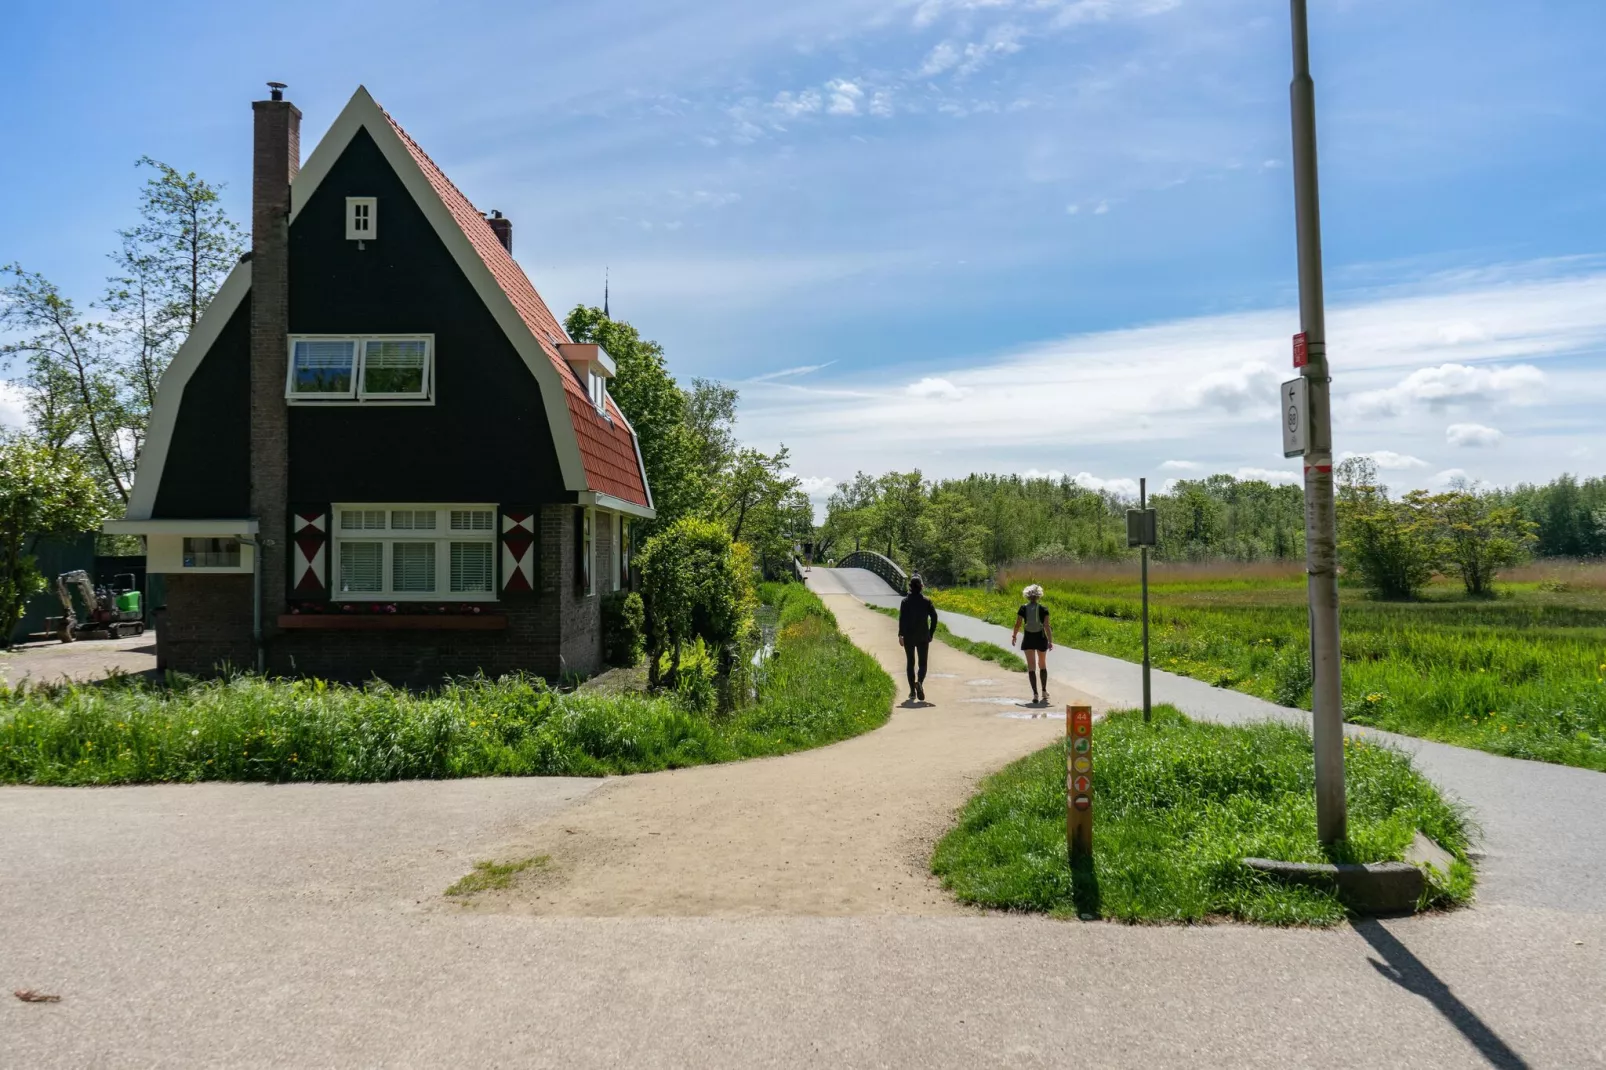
[1336,458,1436,599]
[601,590,645,667]
[638,517,754,688]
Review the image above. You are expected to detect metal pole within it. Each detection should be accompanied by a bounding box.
[1290,0,1346,843]
[1140,478,1151,723]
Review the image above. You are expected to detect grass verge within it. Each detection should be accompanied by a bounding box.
[867,604,1027,672]
[0,583,893,785]
[932,705,1475,925]
[931,574,1606,771]
[445,855,549,896]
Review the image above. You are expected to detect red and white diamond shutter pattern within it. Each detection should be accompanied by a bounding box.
[501,510,535,593]
[293,510,328,595]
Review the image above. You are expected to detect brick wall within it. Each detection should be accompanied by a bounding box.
[161,574,256,673]
[250,97,300,635]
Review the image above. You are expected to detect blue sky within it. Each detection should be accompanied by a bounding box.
[4,0,1605,503]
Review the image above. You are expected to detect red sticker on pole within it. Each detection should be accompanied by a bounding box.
[1293,332,1309,368]
[1072,708,1092,736]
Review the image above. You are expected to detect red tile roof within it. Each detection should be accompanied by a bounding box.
[381,106,651,509]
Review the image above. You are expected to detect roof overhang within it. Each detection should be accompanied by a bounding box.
[557,342,616,380]
[104,519,260,535]
[578,492,656,520]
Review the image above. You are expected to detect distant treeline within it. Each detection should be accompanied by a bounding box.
[819,470,1606,584]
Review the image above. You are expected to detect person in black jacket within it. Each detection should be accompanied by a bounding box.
[897,574,940,703]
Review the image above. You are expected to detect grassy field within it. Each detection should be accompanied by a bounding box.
[865,604,1027,672]
[0,583,893,785]
[929,562,1606,771]
[931,705,1475,925]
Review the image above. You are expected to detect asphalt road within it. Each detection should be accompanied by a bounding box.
[3,570,1603,1068]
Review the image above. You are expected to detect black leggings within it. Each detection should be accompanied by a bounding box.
[905,641,929,691]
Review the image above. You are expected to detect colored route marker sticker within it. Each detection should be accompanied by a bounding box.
[1073,737,1089,754]
[1073,755,1091,774]
[1073,795,1091,811]
[1073,775,1091,794]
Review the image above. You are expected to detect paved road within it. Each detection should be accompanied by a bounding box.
[0,632,156,687]
[3,574,1604,1068]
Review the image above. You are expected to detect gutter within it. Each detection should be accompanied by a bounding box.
[239,533,264,674]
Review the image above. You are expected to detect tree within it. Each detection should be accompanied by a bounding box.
[1335,458,1436,599]
[0,435,107,645]
[912,489,988,586]
[637,517,753,688]
[1427,490,1537,596]
[684,377,739,476]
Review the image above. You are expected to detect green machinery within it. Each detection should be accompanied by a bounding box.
[49,571,146,642]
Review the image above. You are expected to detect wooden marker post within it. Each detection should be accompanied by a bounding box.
[1066,704,1094,858]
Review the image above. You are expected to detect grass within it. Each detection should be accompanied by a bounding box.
[0,583,894,785]
[445,855,549,896]
[866,604,1027,672]
[931,705,1476,925]
[930,564,1606,772]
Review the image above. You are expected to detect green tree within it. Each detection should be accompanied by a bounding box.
[637,517,753,688]
[1428,490,1537,596]
[912,489,988,585]
[1335,458,1436,600]
[0,435,108,645]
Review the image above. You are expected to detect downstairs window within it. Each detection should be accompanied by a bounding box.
[332,505,496,599]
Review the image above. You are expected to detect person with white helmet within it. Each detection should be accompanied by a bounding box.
[1010,583,1054,704]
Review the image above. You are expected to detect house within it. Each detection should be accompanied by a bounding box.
[105,84,654,682]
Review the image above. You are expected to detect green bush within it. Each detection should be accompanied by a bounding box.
[601,590,645,667]
[638,517,754,688]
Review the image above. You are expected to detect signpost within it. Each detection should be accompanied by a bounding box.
[1126,479,1157,722]
[1066,705,1094,857]
[1288,0,1347,843]
[1281,376,1309,458]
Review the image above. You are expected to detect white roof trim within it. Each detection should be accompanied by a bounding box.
[123,261,253,521]
[289,86,589,493]
[105,518,260,535]
[578,492,656,520]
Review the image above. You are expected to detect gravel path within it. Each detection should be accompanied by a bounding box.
[0,632,156,686]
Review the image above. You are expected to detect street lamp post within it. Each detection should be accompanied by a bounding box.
[1289,0,1347,843]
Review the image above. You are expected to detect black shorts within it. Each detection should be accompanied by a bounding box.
[1021,632,1049,652]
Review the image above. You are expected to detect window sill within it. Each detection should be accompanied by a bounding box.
[277,614,507,631]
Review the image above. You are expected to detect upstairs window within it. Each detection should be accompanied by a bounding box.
[287,335,433,403]
[346,197,377,240]
[333,504,496,600]
[588,371,608,413]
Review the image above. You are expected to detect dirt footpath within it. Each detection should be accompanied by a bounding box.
[475,593,1102,917]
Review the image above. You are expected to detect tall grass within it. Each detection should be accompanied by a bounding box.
[932,706,1475,925]
[932,567,1606,771]
[0,583,893,785]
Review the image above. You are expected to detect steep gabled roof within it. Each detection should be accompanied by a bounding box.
[378,107,650,509]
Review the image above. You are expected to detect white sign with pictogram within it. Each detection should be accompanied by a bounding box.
[1281,377,1310,458]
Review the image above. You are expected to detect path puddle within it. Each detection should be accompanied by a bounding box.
[965,679,999,687]
[926,673,959,679]
[996,710,1058,720]
[963,696,1035,707]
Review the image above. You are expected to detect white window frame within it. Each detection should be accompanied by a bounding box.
[285,334,434,404]
[346,196,377,240]
[330,503,497,601]
[581,507,595,597]
[588,371,608,414]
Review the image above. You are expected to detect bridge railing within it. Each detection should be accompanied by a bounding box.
[838,550,909,595]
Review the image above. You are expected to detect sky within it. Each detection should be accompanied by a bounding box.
[2,0,1604,508]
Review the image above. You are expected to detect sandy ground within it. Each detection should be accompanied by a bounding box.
[467,591,1099,916]
[0,632,157,686]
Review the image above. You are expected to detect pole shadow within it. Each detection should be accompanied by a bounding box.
[1351,918,1529,1070]
[1069,852,1101,920]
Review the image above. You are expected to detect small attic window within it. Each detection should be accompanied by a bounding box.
[346,197,377,240]
[588,371,609,414]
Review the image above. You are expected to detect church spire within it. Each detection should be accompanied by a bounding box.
[603,268,610,319]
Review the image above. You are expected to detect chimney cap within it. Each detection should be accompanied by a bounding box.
[267,81,287,101]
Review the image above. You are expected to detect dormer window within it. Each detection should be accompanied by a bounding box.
[558,342,616,418]
[346,197,377,240]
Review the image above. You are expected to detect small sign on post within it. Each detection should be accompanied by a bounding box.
[1293,331,1309,368]
[1066,705,1094,858]
[1281,377,1310,458]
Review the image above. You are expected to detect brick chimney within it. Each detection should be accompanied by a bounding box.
[486,210,512,253]
[250,82,300,634]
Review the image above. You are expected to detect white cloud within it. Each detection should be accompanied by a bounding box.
[1432,468,1474,489]
[905,376,967,400]
[868,90,895,118]
[1446,422,1504,448]
[771,89,822,116]
[748,362,835,383]
[792,474,838,497]
[1053,0,1183,28]
[1351,362,1546,416]
[826,80,863,115]
[1093,201,1110,215]
[1188,361,1277,414]
[1160,459,1199,471]
[1071,472,1140,497]
[918,42,960,78]
[1342,450,1430,470]
[1022,468,1067,481]
[0,379,29,430]
[1234,467,1303,485]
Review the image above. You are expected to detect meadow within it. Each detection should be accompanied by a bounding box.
[929,561,1606,772]
[0,583,893,785]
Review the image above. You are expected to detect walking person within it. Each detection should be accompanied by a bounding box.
[1010,584,1054,704]
[898,574,939,704]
